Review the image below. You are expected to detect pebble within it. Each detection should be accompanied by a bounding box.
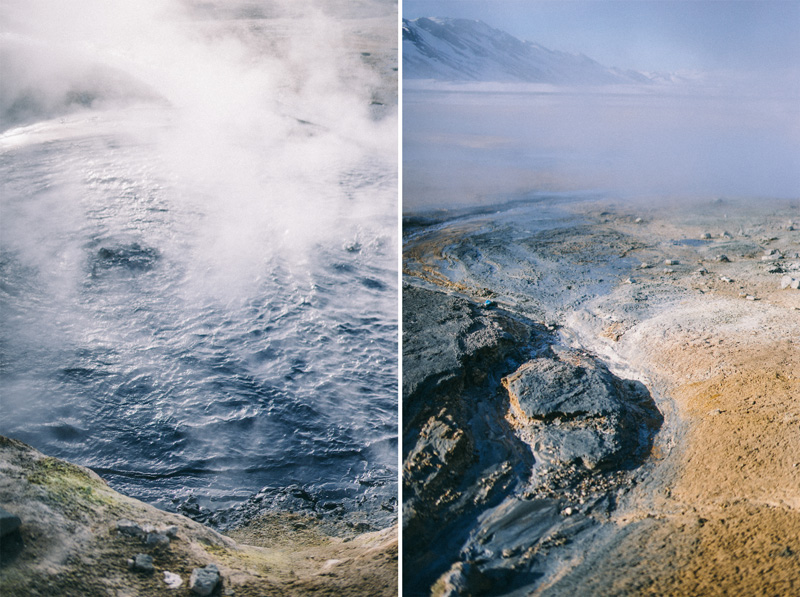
[701,232,712,239]
[563,507,574,516]
[663,268,675,274]
[716,254,730,262]
[128,553,155,574]
[665,259,679,266]
[190,564,221,596]
[720,231,733,239]
[639,262,652,269]
[720,276,733,283]
[164,571,183,589]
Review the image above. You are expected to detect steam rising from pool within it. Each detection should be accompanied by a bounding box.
[0,0,397,522]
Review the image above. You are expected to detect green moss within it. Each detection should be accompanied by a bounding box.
[26,457,118,517]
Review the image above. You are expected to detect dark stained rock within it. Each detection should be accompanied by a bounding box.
[402,284,533,434]
[0,506,21,537]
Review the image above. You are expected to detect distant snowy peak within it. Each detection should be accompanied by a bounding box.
[403,17,659,85]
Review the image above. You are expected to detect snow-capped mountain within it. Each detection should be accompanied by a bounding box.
[403,17,656,85]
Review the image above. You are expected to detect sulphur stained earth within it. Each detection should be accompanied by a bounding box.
[402,196,800,596]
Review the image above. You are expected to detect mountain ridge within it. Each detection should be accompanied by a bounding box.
[403,17,662,85]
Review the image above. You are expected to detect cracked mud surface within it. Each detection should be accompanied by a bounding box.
[402,197,800,596]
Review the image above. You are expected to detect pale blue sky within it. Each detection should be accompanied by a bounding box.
[403,1,800,74]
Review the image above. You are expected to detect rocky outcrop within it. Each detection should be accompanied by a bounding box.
[0,436,397,596]
[402,283,662,595]
[504,348,662,472]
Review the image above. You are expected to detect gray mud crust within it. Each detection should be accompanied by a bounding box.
[402,284,662,596]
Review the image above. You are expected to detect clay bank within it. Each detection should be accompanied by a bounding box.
[402,197,800,596]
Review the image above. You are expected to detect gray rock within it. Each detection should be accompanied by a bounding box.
[503,349,662,470]
[116,519,144,538]
[0,506,21,537]
[146,532,171,547]
[129,553,155,574]
[190,564,220,596]
[164,525,179,539]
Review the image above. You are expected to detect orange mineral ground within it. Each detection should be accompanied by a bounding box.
[403,197,800,596]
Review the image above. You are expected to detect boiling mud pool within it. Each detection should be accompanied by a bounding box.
[0,0,397,526]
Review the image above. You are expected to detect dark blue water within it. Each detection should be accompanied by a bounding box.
[0,0,397,525]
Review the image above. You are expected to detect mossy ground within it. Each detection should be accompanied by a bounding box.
[0,436,397,596]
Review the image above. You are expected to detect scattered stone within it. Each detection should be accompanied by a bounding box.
[0,507,21,537]
[701,232,712,240]
[116,519,144,538]
[146,532,171,548]
[720,276,733,283]
[720,231,733,239]
[128,553,155,574]
[563,507,574,516]
[746,295,757,301]
[665,259,679,266]
[717,254,730,262]
[190,564,220,596]
[432,561,490,597]
[765,248,778,256]
[695,268,708,275]
[623,278,635,284]
[639,262,652,269]
[164,525,179,539]
[709,409,722,416]
[663,268,675,274]
[634,217,643,224]
[164,571,183,589]
[780,276,800,290]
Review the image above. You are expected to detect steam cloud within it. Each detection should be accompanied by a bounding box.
[2,0,397,295]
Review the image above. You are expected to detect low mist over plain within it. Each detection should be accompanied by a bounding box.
[402,10,799,211]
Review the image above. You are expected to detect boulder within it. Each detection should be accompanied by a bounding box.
[190,564,220,596]
[146,532,170,547]
[503,349,661,470]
